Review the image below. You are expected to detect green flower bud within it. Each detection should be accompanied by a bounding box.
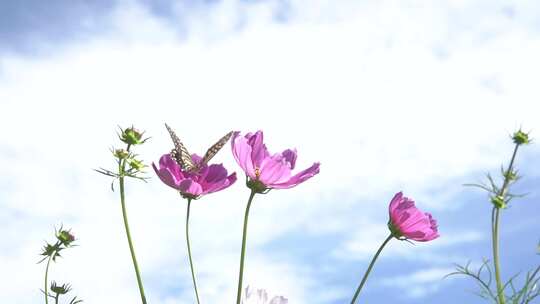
[512,130,530,145]
[114,149,129,159]
[50,281,72,295]
[491,195,506,209]
[504,169,517,181]
[129,159,145,171]
[56,229,75,247]
[121,127,145,145]
[40,243,58,258]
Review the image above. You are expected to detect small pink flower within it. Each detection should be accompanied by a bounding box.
[231,131,320,192]
[152,154,236,199]
[388,192,439,242]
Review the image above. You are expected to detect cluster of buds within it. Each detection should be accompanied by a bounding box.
[96,126,150,188]
[39,226,76,263]
[467,128,532,210]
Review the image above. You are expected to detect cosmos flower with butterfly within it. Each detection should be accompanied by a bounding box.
[153,123,237,304]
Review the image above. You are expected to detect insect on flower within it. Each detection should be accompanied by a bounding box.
[165,123,233,173]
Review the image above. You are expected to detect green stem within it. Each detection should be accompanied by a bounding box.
[185,198,201,304]
[492,207,505,304]
[235,190,257,304]
[119,145,147,304]
[44,254,53,304]
[54,293,59,304]
[350,234,393,304]
[492,143,520,304]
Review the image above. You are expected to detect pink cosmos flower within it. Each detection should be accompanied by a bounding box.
[152,154,236,198]
[388,192,439,242]
[231,131,320,192]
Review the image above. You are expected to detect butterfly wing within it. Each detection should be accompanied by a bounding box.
[165,123,196,172]
[200,131,234,166]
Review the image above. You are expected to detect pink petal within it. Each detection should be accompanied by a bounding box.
[203,172,237,194]
[204,164,228,183]
[281,149,297,169]
[271,162,320,189]
[259,155,292,185]
[247,130,268,167]
[388,191,404,218]
[159,154,185,180]
[152,162,180,189]
[232,132,256,178]
[178,179,203,196]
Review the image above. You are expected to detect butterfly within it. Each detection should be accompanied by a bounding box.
[165,123,233,173]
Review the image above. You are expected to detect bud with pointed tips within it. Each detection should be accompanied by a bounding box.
[491,195,506,209]
[120,126,147,145]
[114,149,129,159]
[56,229,75,247]
[512,129,530,145]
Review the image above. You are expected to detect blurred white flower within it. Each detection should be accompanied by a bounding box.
[242,285,288,304]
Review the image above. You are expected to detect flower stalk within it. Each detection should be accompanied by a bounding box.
[44,254,53,304]
[236,190,257,304]
[118,144,147,304]
[185,198,201,304]
[492,142,520,304]
[96,127,149,303]
[350,234,393,304]
[39,227,79,304]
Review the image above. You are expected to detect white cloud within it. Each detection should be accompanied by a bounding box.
[380,267,456,299]
[1,0,540,303]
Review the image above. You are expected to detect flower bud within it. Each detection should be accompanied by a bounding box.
[50,281,72,295]
[129,159,145,171]
[504,169,517,182]
[114,149,129,159]
[121,127,145,145]
[512,130,530,145]
[56,229,75,246]
[491,195,506,209]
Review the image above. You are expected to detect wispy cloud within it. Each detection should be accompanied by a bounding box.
[380,267,456,299]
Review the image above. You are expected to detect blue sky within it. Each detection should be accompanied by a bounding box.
[1,1,539,303]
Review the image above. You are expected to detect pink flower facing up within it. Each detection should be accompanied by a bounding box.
[231,130,320,193]
[388,192,439,242]
[152,153,237,199]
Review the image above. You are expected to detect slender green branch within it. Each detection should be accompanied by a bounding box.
[236,190,257,304]
[350,234,393,304]
[492,143,520,304]
[492,207,505,304]
[119,144,147,304]
[44,254,53,304]
[185,198,201,304]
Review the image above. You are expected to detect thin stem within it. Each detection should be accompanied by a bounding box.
[350,234,393,304]
[493,207,505,304]
[44,254,53,304]
[54,293,59,304]
[492,143,520,304]
[119,145,147,304]
[185,198,201,304]
[235,190,257,304]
